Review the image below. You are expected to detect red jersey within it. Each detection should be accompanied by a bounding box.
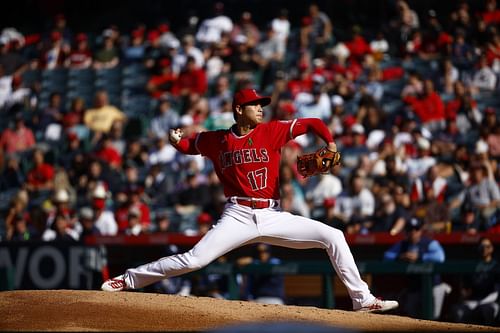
[27,163,55,187]
[196,120,295,199]
[403,92,445,123]
[176,117,333,199]
[67,49,92,68]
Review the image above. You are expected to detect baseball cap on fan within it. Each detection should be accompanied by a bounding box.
[405,217,423,231]
[232,89,271,111]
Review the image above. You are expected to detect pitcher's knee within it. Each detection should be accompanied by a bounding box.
[316,227,346,249]
[184,253,210,271]
[329,228,345,242]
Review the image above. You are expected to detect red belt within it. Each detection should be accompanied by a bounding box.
[231,198,278,209]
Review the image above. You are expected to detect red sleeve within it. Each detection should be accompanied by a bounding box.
[174,134,200,155]
[26,170,36,185]
[291,118,334,144]
[403,95,417,105]
[140,205,151,226]
[27,130,36,148]
[433,93,445,118]
[195,69,207,95]
[44,165,55,180]
[0,131,6,150]
[445,100,459,120]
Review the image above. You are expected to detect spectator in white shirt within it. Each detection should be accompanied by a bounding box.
[305,171,343,220]
[333,173,375,234]
[195,2,233,46]
[149,97,180,139]
[171,35,204,75]
[92,184,118,236]
[370,32,389,61]
[404,137,437,180]
[271,9,290,51]
[147,136,177,166]
[472,55,497,92]
[0,64,12,110]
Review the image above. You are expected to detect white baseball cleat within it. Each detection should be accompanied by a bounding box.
[101,274,128,292]
[355,298,399,313]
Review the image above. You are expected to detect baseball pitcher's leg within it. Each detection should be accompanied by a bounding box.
[103,205,260,290]
[256,209,397,312]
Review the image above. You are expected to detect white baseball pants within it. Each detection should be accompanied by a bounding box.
[124,203,375,309]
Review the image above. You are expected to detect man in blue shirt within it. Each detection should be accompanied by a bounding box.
[238,243,285,305]
[384,217,446,318]
[384,217,445,263]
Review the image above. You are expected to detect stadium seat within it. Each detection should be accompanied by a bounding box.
[122,63,148,77]
[95,67,121,80]
[382,100,405,114]
[68,68,94,81]
[21,69,41,87]
[122,95,152,116]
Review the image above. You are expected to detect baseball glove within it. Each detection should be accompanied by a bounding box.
[297,147,341,177]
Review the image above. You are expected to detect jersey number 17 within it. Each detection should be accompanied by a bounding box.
[247,167,268,190]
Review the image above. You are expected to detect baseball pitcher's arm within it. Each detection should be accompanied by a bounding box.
[292,118,337,151]
[169,129,199,155]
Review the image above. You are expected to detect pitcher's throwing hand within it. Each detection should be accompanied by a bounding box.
[169,128,183,145]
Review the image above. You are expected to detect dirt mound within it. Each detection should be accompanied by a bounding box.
[0,290,497,332]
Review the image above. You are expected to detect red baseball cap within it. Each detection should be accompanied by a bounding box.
[147,30,160,41]
[76,33,88,42]
[232,89,271,111]
[197,212,213,225]
[50,31,62,41]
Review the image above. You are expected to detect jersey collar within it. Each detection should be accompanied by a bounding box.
[230,124,255,138]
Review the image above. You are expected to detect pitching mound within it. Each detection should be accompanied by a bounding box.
[0,290,497,332]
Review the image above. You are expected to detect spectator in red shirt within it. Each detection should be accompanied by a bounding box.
[403,79,445,134]
[482,0,500,26]
[64,33,92,69]
[94,135,122,169]
[287,61,314,98]
[0,114,36,154]
[62,96,87,129]
[175,56,207,97]
[345,25,372,62]
[26,148,55,192]
[485,33,500,69]
[127,185,151,232]
[146,58,176,99]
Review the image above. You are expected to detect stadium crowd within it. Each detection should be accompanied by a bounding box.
[0,0,499,244]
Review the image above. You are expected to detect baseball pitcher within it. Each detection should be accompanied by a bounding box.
[102,88,398,313]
